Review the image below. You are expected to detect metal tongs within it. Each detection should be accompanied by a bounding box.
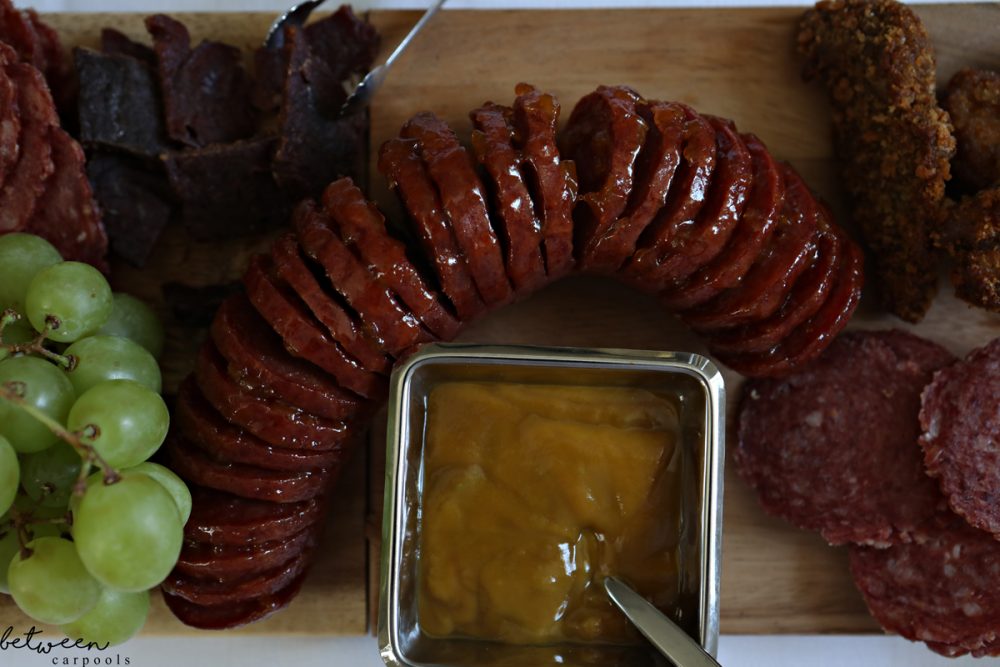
[264,0,447,118]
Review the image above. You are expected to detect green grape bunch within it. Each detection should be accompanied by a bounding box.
[0,233,186,648]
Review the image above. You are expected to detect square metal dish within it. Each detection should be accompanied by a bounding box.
[378,343,725,667]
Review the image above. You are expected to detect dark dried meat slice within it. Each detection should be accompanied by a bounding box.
[163,137,287,240]
[0,44,19,192]
[293,199,433,357]
[183,486,322,547]
[86,151,171,268]
[322,178,461,340]
[100,27,155,64]
[717,237,864,377]
[175,377,343,473]
[850,514,1000,657]
[167,435,333,504]
[625,106,718,285]
[270,232,389,374]
[402,112,512,306]
[919,338,1000,538]
[162,540,313,606]
[511,84,577,279]
[0,62,56,232]
[195,341,352,452]
[662,132,783,310]
[469,101,547,293]
[681,166,819,331]
[174,527,312,580]
[146,14,254,147]
[163,568,307,630]
[561,85,647,267]
[736,329,954,546]
[378,137,485,321]
[243,254,385,398]
[27,127,108,270]
[74,46,168,157]
[301,5,379,92]
[582,100,686,273]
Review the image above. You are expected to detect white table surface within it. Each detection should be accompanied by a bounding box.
[9,1,994,665]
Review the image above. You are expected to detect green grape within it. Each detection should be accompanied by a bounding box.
[0,318,36,363]
[25,262,113,343]
[126,462,191,524]
[0,234,62,315]
[64,336,162,395]
[67,380,169,469]
[8,536,101,624]
[20,441,84,509]
[73,473,183,592]
[0,355,76,453]
[0,435,17,516]
[61,587,149,647]
[0,524,18,593]
[98,293,165,359]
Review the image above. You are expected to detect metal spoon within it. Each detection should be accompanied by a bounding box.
[604,577,723,667]
[263,0,325,50]
[338,0,446,118]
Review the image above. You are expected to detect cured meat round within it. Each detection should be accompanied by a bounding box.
[0,44,20,191]
[581,100,686,273]
[269,232,389,374]
[322,178,461,339]
[175,528,312,580]
[162,569,307,630]
[167,435,333,504]
[736,330,955,546]
[195,341,352,452]
[402,112,512,306]
[469,101,547,292]
[211,294,367,423]
[850,515,1000,657]
[175,377,343,473]
[661,132,783,309]
[561,85,648,266]
[293,199,432,357]
[378,137,485,320]
[243,254,386,399]
[512,83,577,279]
[183,486,323,548]
[920,338,1000,537]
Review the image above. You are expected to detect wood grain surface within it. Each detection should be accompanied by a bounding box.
[0,4,997,639]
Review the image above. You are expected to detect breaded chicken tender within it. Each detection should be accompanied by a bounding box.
[797,0,956,322]
[941,188,1000,312]
[943,69,1000,194]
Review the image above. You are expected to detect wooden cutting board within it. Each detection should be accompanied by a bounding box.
[1,4,998,640]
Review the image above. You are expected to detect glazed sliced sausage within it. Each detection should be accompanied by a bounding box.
[322,177,462,339]
[174,527,313,580]
[401,112,512,306]
[211,295,367,422]
[162,568,308,630]
[512,83,577,279]
[470,101,547,292]
[183,486,323,547]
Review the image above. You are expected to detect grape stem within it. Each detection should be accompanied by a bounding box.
[0,381,121,494]
[0,309,77,371]
[3,508,72,560]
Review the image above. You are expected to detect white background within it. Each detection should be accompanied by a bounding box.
[13,0,997,666]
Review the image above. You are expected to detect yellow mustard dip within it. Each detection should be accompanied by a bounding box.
[417,381,681,645]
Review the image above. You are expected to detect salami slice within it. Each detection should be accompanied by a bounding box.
[401,112,512,306]
[378,137,485,320]
[183,486,323,548]
[175,377,343,473]
[850,514,1000,657]
[27,127,108,270]
[661,132,783,309]
[920,338,1000,538]
[0,0,42,70]
[211,295,367,422]
[195,341,352,452]
[293,199,432,357]
[0,44,19,191]
[322,178,462,339]
[561,85,648,268]
[512,83,577,279]
[162,569,307,630]
[469,101,547,292]
[0,62,57,232]
[270,232,390,374]
[736,330,955,546]
[244,254,387,398]
[581,100,686,273]
[175,528,312,580]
